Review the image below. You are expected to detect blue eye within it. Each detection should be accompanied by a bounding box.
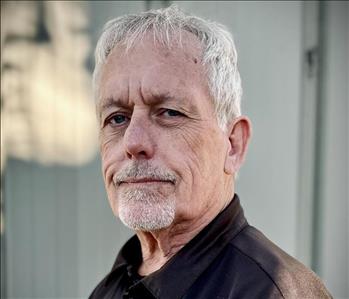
[164,109,182,117]
[109,114,128,125]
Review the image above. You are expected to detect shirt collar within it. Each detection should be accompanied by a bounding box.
[105,194,247,298]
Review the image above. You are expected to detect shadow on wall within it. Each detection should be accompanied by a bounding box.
[1,4,99,296]
[1,1,98,173]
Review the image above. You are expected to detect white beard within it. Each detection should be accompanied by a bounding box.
[118,187,176,231]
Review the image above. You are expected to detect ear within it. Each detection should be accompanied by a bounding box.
[224,116,252,175]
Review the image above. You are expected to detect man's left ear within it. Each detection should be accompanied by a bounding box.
[224,116,252,175]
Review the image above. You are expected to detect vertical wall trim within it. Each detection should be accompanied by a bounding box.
[311,1,327,275]
[297,0,327,275]
[296,1,320,268]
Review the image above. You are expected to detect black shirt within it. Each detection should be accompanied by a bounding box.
[89,194,331,299]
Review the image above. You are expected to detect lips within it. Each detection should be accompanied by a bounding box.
[116,178,174,186]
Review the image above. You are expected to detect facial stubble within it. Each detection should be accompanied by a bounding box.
[118,186,176,231]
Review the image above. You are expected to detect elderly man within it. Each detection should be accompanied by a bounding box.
[89,6,331,299]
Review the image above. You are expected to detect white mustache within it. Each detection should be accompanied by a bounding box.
[113,162,177,185]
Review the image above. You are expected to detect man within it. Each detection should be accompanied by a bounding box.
[90,5,331,299]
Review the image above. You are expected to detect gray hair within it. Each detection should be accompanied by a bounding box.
[93,5,242,130]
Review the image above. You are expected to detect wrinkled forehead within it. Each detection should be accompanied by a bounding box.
[97,31,210,105]
[120,29,204,62]
[102,30,205,75]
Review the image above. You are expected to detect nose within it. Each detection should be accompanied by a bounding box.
[123,112,155,160]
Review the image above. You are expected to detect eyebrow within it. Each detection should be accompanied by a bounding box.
[99,92,198,117]
[157,94,200,115]
[146,92,199,114]
[100,97,128,112]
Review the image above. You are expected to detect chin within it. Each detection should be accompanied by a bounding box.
[117,187,176,231]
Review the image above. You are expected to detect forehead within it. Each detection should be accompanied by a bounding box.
[98,32,210,107]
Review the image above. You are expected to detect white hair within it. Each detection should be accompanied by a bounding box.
[93,5,242,129]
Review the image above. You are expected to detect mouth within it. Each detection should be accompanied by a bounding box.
[116,178,174,186]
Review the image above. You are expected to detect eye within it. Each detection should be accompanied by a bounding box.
[162,109,184,117]
[106,114,129,126]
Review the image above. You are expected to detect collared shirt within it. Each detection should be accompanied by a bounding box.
[89,194,332,299]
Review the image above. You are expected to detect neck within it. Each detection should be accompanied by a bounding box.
[136,184,234,276]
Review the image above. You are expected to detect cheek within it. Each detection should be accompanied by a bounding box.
[100,135,123,188]
[169,125,225,197]
[180,125,224,178]
[179,125,208,165]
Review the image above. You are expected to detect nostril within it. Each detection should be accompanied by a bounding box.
[124,147,152,160]
[126,151,133,159]
[139,150,147,156]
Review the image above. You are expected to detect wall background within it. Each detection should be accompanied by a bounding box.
[1,1,348,298]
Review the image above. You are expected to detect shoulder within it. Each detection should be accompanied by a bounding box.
[227,225,332,298]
